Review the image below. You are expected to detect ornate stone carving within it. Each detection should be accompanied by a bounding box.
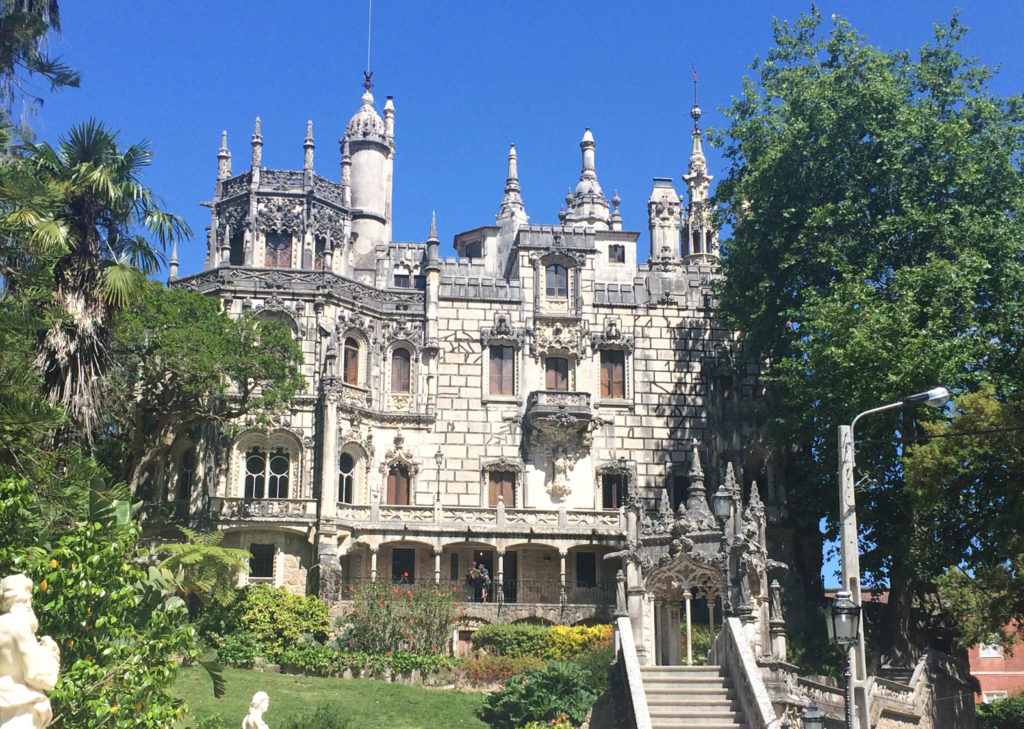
[480,312,526,348]
[591,317,635,354]
[531,320,587,359]
[380,318,424,349]
[548,447,572,502]
[0,574,60,729]
[379,430,420,476]
[310,203,347,237]
[256,196,303,233]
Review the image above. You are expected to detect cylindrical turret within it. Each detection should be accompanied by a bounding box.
[303,120,315,175]
[344,83,393,270]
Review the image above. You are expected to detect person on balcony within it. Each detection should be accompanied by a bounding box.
[479,565,490,603]
[466,562,480,602]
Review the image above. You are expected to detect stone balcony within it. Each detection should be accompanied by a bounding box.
[334,503,625,538]
[524,390,593,451]
[211,497,318,522]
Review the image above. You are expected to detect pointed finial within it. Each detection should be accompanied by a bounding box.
[691,64,702,131]
[168,240,179,281]
[217,130,231,181]
[724,462,737,489]
[252,116,262,142]
[612,190,621,211]
[362,70,374,92]
[219,130,229,152]
[689,439,704,480]
[428,211,438,241]
[305,120,314,144]
[748,479,762,506]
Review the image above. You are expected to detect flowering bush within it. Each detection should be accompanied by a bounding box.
[471,623,612,660]
[459,654,546,686]
[545,625,611,660]
[335,580,456,655]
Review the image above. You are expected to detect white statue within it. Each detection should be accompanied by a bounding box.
[0,574,61,729]
[549,447,572,502]
[241,691,269,729]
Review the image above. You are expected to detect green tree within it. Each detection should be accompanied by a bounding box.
[712,9,1024,663]
[96,281,304,494]
[158,527,252,608]
[22,119,190,438]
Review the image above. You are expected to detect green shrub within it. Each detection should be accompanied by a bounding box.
[478,661,597,729]
[978,691,1024,729]
[216,633,262,667]
[460,654,546,686]
[279,643,338,675]
[336,580,456,655]
[567,639,614,695]
[472,623,552,657]
[681,624,711,666]
[196,584,329,661]
[279,704,354,729]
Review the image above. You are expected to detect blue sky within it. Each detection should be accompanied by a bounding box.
[40,1,1023,278]
[37,2,1023,586]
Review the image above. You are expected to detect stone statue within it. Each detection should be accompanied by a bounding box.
[552,448,569,487]
[0,574,61,729]
[241,691,269,729]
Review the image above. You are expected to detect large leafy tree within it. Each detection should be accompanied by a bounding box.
[96,281,305,496]
[23,120,191,438]
[712,9,1024,663]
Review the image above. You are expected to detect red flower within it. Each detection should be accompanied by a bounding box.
[403,572,409,578]
[409,619,414,624]
[348,642,353,648]
[379,602,384,607]
[386,651,391,657]
[407,590,413,596]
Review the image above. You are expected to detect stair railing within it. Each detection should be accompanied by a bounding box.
[709,617,780,729]
[612,616,652,729]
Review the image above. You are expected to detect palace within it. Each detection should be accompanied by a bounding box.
[168,76,779,631]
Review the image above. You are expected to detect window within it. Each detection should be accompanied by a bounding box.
[314,235,327,269]
[177,448,196,503]
[489,471,515,507]
[394,273,410,288]
[602,473,626,509]
[386,463,410,505]
[229,229,245,266]
[575,552,596,588]
[391,349,411,393]
[545,264,568,297]
[982,692,1008,704]
[670,472,688,512]
[608,244,625,263]
[343,337,360,385]
[244,447,289,499]
[600,349,626,399]
[450,553,459,581]
[265,232,292,269]
[392,548,415,583]
[979,643,1004,659]
[249,544,275,579]
[545,357,569,391]
[414,275,426,291]
[489,345,515,396]
[339,452,355,503]
[464,241,482,258]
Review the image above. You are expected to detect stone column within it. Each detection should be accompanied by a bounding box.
[666,601,682,666]
[370,547,378,581]
[433,548,442,586]
[496,549,505,603]
[684,590,693,665]
[559,550,567,606]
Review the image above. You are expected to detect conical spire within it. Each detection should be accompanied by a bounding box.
[168,240,179,281]
[250,116,263,169]
[425,211,440,270]
[303,120,315,173]
[217,130,231,181]
[497,143,527,224]
[428,210,438,241]
[688,440,704,481]
[680,439,717,531]
[563,128,611,229]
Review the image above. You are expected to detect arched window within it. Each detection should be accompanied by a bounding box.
[339,452,356,503]
[229,229,245,266]
[177,447,197,503]
[545,264,568,297]
[244,447,266,499]
[391,348,411,393]
[386,463,410,505]
[244,446,290,499]
[343,337,360,385]
[265,232,292,269]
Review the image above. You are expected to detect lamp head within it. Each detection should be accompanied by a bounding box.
[801,705,825,729]
[712,483,733,521]
[434,447,444,468]
[828,589,861,646]
[902,386,950,409]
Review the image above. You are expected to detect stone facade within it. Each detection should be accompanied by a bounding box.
[165,80,776,622]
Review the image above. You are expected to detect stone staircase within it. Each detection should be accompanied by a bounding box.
[639,665,747,729]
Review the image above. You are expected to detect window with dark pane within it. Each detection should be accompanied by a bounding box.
[394,274,410,288]
[267,449,290,498]
[600,349,626,399]
[489,470,515,507]
[545,264,568,297]
[249,544,275,578]
[602,473,626,509]
[391,348,411,392]
[608,244,625,263]
[545,357,569,391]
[386,463,410,505]
[575,551,596,588]
[339,452,356,503]
[265,232,292,269]
[489,345,514,396]
[343,337,360,385]
[244,447,266,499]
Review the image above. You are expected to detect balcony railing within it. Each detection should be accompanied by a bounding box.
[524,390,593,451]
[212,497,318,520]
[338,577,615,606]
[334,503,625,532]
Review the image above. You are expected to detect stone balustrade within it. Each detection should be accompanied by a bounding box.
[334,503,625,533]
[212,497,318,520]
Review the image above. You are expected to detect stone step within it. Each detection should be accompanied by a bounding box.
[642,678,733,690]
[641,666,725,677]
[647,698,739,709]
[650,722,746,729]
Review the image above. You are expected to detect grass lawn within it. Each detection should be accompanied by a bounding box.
[173,666,489,729]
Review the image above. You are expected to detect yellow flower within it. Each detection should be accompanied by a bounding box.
[50,559,58,569]
[39,579,47,591]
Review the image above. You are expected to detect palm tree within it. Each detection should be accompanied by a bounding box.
[23,119,190,439]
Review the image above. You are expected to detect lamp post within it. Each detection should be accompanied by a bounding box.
[827,590,861,729]
[712,467,743,614]
[434,447,444,502]
[838,386,949,729]
[802,705,825,729]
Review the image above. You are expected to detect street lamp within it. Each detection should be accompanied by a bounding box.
[826,590,861,729]
[802,706,825,729]
[712,481,733,521]
[434,447,444,502]
[837,386,948,729]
